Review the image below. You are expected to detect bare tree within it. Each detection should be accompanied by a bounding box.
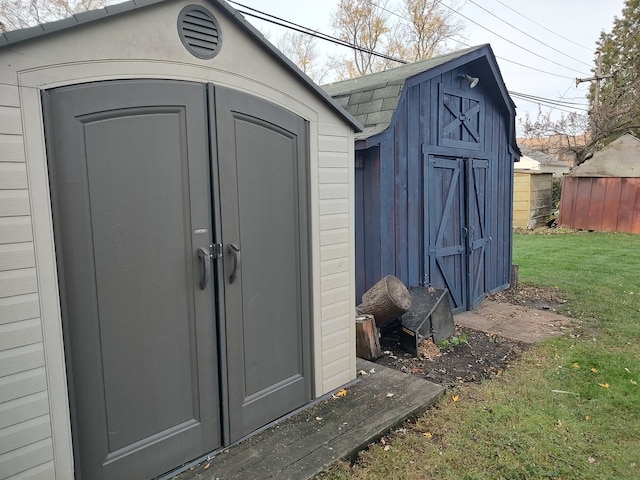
[276,30,329,83]
[398,0,464,61]
[329,0,464,79]
[331,0,393,76]
[1,0,109,33]
[519,108,590,165]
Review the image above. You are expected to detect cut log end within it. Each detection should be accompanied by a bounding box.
[355,314,382,360]
[356,275,412,327]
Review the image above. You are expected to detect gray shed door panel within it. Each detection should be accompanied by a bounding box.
[215,86,312,441]
[44,80,221,480]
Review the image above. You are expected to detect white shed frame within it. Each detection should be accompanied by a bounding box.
[0,1,360,478]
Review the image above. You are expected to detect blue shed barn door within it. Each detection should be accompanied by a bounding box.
[425,154,489,312]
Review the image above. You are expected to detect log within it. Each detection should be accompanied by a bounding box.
[356,275,412,328]
[355,314,382,360]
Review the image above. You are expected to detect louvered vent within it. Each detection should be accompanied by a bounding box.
[178,5,222,59]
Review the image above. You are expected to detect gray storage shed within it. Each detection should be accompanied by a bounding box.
[325,45,519,313]
[0,2,360,479]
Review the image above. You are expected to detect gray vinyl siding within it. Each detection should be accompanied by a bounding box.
[0,84,54,480]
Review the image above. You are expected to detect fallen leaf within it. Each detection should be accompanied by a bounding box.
[452,395,460,402]
[423,432,433,439]
[384,445,390,451]
[412,368,424,374]
[497,369,503,375]
[625,368,631,373]
[572,362,580,369]
[315,416,322,421]
[591,368,598,374]
[630,379,637,385]
[386,392,395,398]
[585,416,590,420]
[598,383,610,389]
[203,463,210,470]
[335,388,347,398]
[369,368,376,374]
[358,370,368,376]
[588,456,596,464]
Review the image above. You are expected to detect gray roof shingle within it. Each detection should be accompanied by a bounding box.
[323,45,486,139]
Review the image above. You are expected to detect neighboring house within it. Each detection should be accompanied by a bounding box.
[324,44,519,313]
[0,1,361,479]
[559,133,640,233]
[516,147,571,177]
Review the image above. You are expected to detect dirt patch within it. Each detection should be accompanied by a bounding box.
[488,284,566,311]
[374,285,566,387]
[375,326,528,387]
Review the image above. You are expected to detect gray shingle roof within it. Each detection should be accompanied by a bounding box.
[0,0,362,132]
[323,45,486,139]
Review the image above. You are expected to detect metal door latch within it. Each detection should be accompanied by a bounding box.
[211,243,223,259]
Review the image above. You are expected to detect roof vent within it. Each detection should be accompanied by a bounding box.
[178,5,222,59]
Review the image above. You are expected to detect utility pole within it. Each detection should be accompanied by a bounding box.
[575,53,605,113]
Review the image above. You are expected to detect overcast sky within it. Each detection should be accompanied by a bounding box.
[228,0,626,132]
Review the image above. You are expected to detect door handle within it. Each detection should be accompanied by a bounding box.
[197,247,210,290]
[228,243,241,284]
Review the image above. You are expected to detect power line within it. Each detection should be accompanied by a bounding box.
[231,1,589,114]
[434,0,590,76]
[465,0,592,68]
[492,0,593,51]
[230,1,409,65]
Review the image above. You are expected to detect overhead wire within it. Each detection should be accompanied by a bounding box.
[433,0,590,76]
[465,0,592,68]
[229,1,591,115]
[492,0,593,51]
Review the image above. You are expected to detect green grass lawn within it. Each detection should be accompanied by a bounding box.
[319,232,640,479]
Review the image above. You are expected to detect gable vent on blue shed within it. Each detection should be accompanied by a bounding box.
[178,5,222,59]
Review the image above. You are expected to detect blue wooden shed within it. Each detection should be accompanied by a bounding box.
[325,45,519,312]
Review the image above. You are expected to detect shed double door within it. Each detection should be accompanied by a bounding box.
[425,154,489,312]
[44,80,311,480]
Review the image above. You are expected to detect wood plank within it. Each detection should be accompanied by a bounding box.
[320,286,350,307]
[0,106,22,135]
[0,415,51,456]
[320,271,349,291]
[320,243,350,262]
[320,257,350,276]
[0,163,27,189]
[0,268,38,299]
[319,228,349,246]
[0,343,45,378]
[0,368,47,404]
[0,85,19,108]
[319,212,348,231]
[318,150,349,168]
[319,167,349,184]
[406,84,421,287]
[601,178,623,232]
[173,360,443,480]
[0,294,39,325]
[0,134,26,163]
[0,318,43,351]
[0,190,30,217]
[0,392,49,430]
[0,217,33,244]
[319,198,349,215]
[319,183,349,200]
[0,242,35,271]
[0,438,53,479]
[318,135,349,153]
